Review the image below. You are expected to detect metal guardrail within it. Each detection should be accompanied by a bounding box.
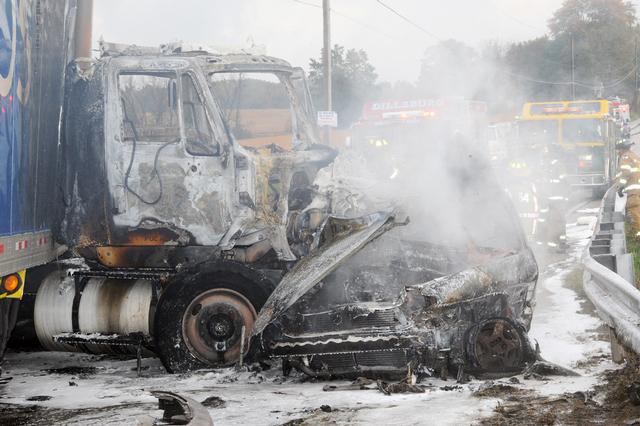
[582,186,640,359]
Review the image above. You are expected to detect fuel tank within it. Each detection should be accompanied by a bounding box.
[33,269,154,354]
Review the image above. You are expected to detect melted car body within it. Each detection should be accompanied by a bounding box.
[259,103,539,379]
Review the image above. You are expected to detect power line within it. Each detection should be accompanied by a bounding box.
[501,64,638,90]
[291,0,320,8]
[500,69,579,87]
[290,0,399,42]
[374,0,442,41]
[292,0,637,92]
[599,64,638,89]
[492,3,546,34]
[331,7,399,42]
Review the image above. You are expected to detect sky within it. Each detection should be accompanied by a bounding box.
[93,0,570,83]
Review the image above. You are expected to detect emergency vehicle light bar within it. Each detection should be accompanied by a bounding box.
[543,106,582,114]
[381,110,436,120]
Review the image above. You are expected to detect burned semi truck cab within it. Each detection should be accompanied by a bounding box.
[57,55,243,258]
[24,46,335,371]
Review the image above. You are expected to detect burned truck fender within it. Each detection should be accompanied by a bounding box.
[154,260,277,373]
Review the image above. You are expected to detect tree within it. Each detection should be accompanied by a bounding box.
[548,0,636,37]
[417,40,479,99]
[308,45,378,128]
[415,39,519,116]
[505,36,574,101]
[376,80,419,100]
[506,0,640,105]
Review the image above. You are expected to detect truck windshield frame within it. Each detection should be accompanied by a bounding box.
[118,71,221,156]
[208,71,309,150]
[118,72,182,144]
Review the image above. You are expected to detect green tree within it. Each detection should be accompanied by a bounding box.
[308,45,378,128]
[548,0,636,37]
[506,0,640,105]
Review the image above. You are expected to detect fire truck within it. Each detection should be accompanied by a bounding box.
[517,100,620,197]
[349,98,489,179]
[491,99,622,248]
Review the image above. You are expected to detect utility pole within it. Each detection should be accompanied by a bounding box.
[322,0,332,145]
[571,35,575,100]
[635,37,638,110]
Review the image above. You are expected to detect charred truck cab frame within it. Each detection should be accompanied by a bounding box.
[29,44,335,371]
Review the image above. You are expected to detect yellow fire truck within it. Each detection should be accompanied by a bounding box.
[518,100,620,196]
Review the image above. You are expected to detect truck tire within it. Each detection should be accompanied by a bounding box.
[154,262,272,373]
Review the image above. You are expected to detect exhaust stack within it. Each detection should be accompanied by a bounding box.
[73,0,93,59]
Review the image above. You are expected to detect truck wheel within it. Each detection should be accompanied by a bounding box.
[154,264,271,373]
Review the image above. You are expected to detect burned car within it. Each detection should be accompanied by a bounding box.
[255,104,539,379]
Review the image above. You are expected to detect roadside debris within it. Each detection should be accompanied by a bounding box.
[44,366,98,377]
[321,375,426,394]
[139,391,213,426]
[473,381,529,399]
[26,395,52,402]
[524,361,579,377]
[376,380,425,395]
[200,395,226,408]
[440,385,463,391]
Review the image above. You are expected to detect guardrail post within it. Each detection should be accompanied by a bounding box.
[610,327,626,363]
[616,253,636,288]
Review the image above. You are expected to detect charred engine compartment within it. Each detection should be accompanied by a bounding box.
[261,233,538,379]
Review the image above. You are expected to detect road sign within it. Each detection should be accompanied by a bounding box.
[317,111,338,128]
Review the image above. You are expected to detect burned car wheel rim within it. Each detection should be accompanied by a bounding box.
[472,318,524,372]
[182,288,257,367]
